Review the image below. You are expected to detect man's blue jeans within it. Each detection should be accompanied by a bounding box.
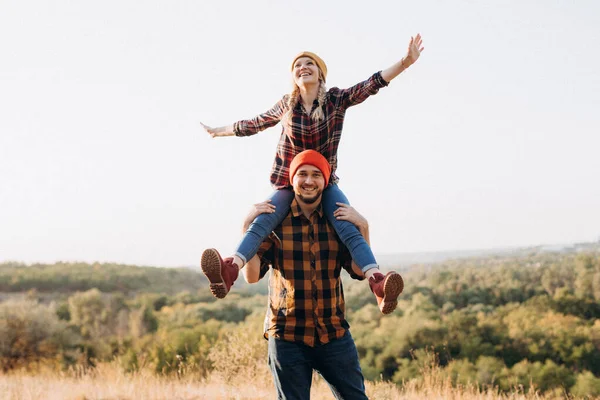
[267,331,368,400]
[234,185,378,272]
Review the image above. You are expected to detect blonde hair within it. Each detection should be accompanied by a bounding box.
[285,74,327,125]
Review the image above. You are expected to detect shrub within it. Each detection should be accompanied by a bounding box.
[0,299,80,371]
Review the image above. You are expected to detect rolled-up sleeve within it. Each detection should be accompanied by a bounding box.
[233,96,287,137]
[332,71,389,110]
[340,246,366,281]
[256,238,275,280]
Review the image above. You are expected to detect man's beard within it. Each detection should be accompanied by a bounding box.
[296,188,322,204]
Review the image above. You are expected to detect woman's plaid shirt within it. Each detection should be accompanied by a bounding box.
[256,198,365,347]
[233,72,389,189]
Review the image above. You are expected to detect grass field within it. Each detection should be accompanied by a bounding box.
[0,361,578,400]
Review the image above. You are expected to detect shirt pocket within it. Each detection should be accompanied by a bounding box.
[270,275,295,313]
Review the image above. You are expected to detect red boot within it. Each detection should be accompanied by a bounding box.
[200,248,240,299]
[369,271,404,315]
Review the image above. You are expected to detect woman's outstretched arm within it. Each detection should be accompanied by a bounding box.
[334,34,424,108]
[200,96,287,139]
[381,33,425,83]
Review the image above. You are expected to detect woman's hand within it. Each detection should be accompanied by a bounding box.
[200,122,234,138]
[243,200,276,231]
[403,33,424,68]
[381,34,424,82]
[333,202,368,230]
[200,122,218,138]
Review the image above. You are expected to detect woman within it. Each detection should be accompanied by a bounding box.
[200,34,424,314]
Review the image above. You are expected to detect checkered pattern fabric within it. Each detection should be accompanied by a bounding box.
[257,198,365,347]
[233,72,389,189]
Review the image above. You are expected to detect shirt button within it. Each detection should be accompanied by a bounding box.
[311,260,315,267]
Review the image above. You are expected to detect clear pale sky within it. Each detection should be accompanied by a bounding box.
[1,0,599,267]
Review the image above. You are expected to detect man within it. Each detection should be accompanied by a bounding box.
[201,150,403,399]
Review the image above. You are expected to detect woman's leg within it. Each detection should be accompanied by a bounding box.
[321,184,378,273]
[322,185,404,314]
[234,188,294,265]
[201,188,293,299]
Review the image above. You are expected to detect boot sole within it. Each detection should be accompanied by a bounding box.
[381,273,404,315]
[201,248,227,299]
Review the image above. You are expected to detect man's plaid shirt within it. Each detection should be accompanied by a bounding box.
[256,198,365,347]
[233,72,389,189]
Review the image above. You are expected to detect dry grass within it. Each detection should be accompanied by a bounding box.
[0,317,587,399]
[0,361,580,400]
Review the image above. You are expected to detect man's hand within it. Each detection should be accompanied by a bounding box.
[241,200,277,283]
[243,200,276,231]
[403,33,424,68]
[333,202,368,231]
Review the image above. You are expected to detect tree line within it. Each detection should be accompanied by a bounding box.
[1,247,600,396]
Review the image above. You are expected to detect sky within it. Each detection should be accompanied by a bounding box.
[1,0,599,267]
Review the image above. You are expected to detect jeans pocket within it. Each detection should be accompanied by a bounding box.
[269,337,305,367]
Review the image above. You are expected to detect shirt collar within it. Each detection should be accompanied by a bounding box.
[295,99,320,114]
[290,197,324,219]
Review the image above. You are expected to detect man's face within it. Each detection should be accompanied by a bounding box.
[292,164,325,204]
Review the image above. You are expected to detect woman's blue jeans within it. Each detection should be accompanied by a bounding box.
[234,184,378,272]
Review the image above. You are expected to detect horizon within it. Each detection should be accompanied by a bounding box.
[3,238,598,269]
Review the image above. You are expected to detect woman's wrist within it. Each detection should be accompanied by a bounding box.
[216,129,234,137]
[400,57,411,70]
[213,125,235,137]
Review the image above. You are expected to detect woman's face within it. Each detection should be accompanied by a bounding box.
[292,57,321,87]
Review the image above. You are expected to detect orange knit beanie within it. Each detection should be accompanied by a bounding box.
[289,150,331,187]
